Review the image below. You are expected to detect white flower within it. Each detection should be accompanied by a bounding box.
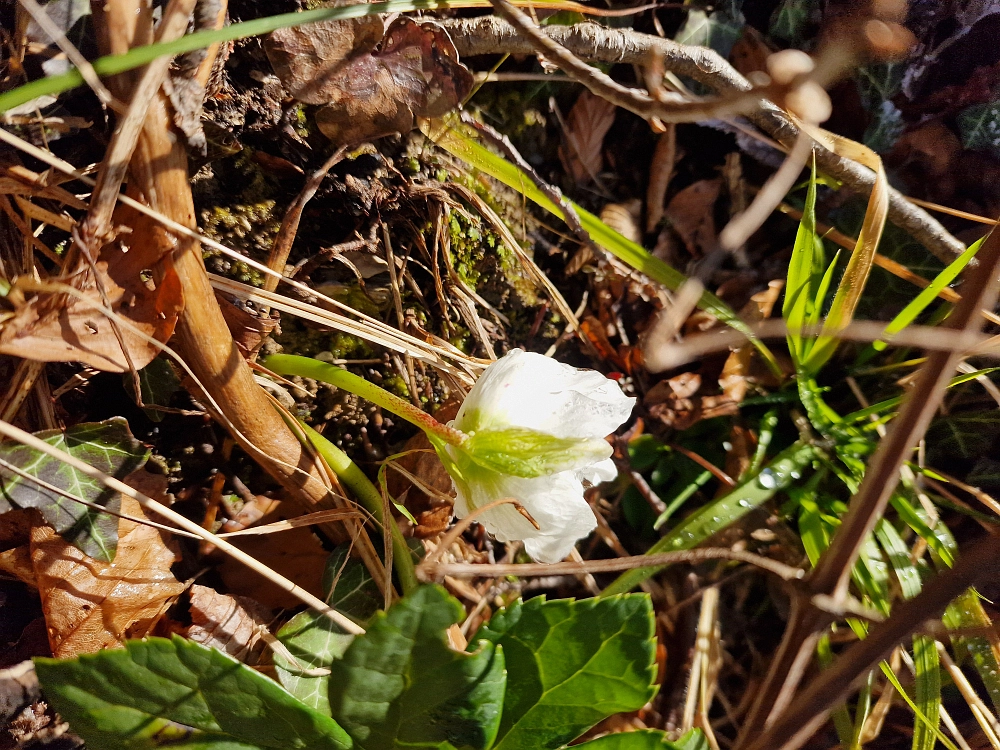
[439,349,635,563]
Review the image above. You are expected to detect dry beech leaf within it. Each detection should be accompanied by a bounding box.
[559,91,617,185]
[599,199,643,245]
[0,508,38,587]
[30,483,185,658]
[185,584,272,665]
[0,197,183,372]
[266,16,472,145]
[217,513,327,610]
[645,124,677,233]
[665,178,722,258]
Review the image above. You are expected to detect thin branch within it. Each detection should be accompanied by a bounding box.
[745,533,1000,750]
[441,17,966,262]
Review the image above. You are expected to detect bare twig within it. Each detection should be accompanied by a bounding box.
[263,146,347,293]
[418,546,805,583]
[745,533,1000,750]
[441,17,966,262]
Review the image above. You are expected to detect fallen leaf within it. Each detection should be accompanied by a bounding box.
[600,199,643,244]
[30,485,185,657]
[558,90,617,185]
[217,510,327,610]
[645,124,677,233]
[664,178,722,257]
[0,196,183,372]
[266,16,472,145]
[184,584,272,665]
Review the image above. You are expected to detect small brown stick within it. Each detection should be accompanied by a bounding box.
[744,533,1000,750]
[459,109,602,264]
[263,146,347,293]
[418,546,804,583]
[423,497,540,571]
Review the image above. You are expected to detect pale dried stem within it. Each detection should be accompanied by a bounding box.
[441,17,965,262]
[419,546,805,583]
[90,0,388,582]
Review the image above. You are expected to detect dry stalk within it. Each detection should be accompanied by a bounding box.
[744,533,1000,750]
[736,221,1000,747]
[89,0,388,583]
[441,17,965,262]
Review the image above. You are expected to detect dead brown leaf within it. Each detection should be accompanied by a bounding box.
[558,91,617,185]
[30,487,185,657]
[266,16,472,145]
[0,196,184,372]
[664,178,722,258]
[645,124,677,233]
[600,199,643,245]
[386,401,458,539]
[184,584,271,665]
[217,511,327,610]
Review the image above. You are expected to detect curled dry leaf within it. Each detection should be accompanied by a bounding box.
[558,90,617,185]
[185,584,272,665]
[665,178,722,257]
[600,199,643,245]
[0,198,183,372]
[266,15,472,145]
[30,482,185,658]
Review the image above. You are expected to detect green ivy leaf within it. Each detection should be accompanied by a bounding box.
[33,635,352,750]
[322,545,384,623]
[274,547,382,715]
[769,0,817,42]
[574,729,709,750]
[474,594,657,750]
[862,100,905,154]
[124,357,181,423]
[328,585,506,750]
[957,100,1000,155]
[0,418,148,561]
[675,4,745,58]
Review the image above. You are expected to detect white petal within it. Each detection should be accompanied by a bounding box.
[455,349,635,440]
[452,467,597,564]
[577,457,618,485]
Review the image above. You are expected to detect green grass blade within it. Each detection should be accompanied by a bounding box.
[601,441,819,596]
[869,236,984,354]
[783,160,823,363]
[911,635,942,750]
[424,116,783,377]
[818,633,857,747]
[844,368,1000,424]
[0,0,454,113]
[880,662,956,750]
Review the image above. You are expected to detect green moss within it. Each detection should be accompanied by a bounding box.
[382,374,410,400]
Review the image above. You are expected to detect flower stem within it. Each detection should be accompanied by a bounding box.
[299,420,419,595]
[262,354,467,446]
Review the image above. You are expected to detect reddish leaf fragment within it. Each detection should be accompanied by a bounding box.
[559,91,617,185]
[266,16,472,145]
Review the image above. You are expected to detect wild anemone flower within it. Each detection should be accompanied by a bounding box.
[264,349,634,563]
[435,350,635,562]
